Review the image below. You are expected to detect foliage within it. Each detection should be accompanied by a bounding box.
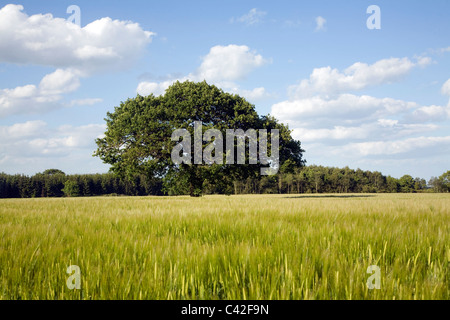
[62,180,80,197]
[94,80,305,196]
[429,171,450,193]
[0,171,163,198]
[0,166,447,199]
[42,169,66,176]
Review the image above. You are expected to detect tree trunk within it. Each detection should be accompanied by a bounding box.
[278,176,282,194]
[187,165,202,197]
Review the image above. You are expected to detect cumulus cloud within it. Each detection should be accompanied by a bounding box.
[39,69,81,95]
[405,79,450,122]
[0,69,89,118]
[136,44,271,101]
[0,85,57,118]
[137,78,271,101]
[409,105,450,122]
[0,4,154,73]
[416,56,432,67]
[442,79,450,96]
[0,121,105,160]
[315,16,326,31]
[0,120,47,140]
[341,136,450,157]
[136,79,182,97]
[292,126,371,142]
[270,56,449,167]
[289,57,429,98]
[69,98,103,107]
[0,120,108,174]
[272,91,448,142]
[291,121,437,144]
[196,45,269,82]
[230,87,271,100]
[272,94,416,125]
[0,4,154,118]
[230,8,267,26]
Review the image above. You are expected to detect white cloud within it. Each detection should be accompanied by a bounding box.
[341,136,450,156]
[0,121,105,159]
[0,4,154,73]
[136,45,270,101]
[290,119,437,144]
[377,119,398,127]
[272,91,447,145]
[408,79,450,121]
[409,105,450,122]
[232,87,270,101]
[136,79,182,96]
[1,85,56,118]
[231,8,266,26]
[270,54,450,171]
[137,78,271,102]
[0,4,155,118]
[272,91,449,163]
[272,94,416,124]
[289,57,427,98]
[0,121,108,174]
[416,56,432,67]
[0,69,86,117]
[0,120,47,139]
[39,69,80,95]
[53,124,106,149]
[315,16,326,31]
[442,79,450,96]
[69,98,103,107]
[292,126,371,142]
[196,45,269,82]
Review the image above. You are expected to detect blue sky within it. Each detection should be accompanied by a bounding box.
[0,0,449,179]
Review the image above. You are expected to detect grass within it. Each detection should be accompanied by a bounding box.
[0,193,448,300]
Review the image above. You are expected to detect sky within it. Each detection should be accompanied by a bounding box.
[0,0,449,179]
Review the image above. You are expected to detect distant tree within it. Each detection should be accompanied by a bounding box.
[62,180,80,197]
[312,167,324,193]
[0,173,7,198]
[294,168,306,193]
[438,170,450,192]
[342,167,354,193]
[414,177,427,192]
[399,175,415,193]
[284,173,294,194]
[372,171,386,192]
[42,169,66,176]
[428,177,439,191]
[260,175,276,194]
[1,165,442,198]
[386,176,399,193]
[277,174,283,194]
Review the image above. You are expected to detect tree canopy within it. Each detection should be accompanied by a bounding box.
[0,166,441,199]
[94,80,305,196]
[42,169,66,176]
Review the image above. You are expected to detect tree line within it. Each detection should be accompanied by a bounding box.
[228,166,449,195]
[0,169,162,198]
[1,167,448,198]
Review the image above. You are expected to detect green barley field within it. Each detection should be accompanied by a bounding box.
[0,193,448,300]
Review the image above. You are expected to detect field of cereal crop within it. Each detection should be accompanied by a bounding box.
[0,193,448,300]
